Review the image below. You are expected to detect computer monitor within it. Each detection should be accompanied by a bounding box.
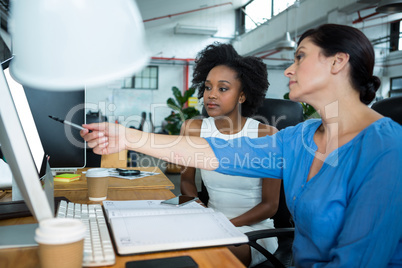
[0,59,57,248]
[0,60,54,222]
[23,85,86,171]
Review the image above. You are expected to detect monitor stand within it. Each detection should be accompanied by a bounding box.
[0,162,54,248]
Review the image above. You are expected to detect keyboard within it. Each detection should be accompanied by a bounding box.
[56,200,116,267]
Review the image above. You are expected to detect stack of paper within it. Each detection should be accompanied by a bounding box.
[54,173,81,182]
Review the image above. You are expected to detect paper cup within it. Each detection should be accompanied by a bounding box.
[86,168,109,201]
[35,218,86,268]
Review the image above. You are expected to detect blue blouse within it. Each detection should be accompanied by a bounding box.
[204,118,402,267]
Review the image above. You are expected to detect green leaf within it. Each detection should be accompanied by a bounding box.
[164,86,201,135]
[301,103,320,120]
[167,98,180,111]
[165,122,181,135]
[172,86,185,108]
[182,107,200,120]
[183,87,196,101]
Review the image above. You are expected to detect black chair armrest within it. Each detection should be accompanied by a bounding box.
[245,228,295,268]
[246,228,294,240]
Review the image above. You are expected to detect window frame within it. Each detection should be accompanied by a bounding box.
[390,20,401,52]
[122,66,159,90]
[236,0,297,34]
[389,76,402,97]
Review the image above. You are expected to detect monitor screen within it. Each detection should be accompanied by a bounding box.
[0,60,54,221]
[3,67,46,177]
[23,84,86,170]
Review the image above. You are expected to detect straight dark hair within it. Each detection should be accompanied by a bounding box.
[299,24,380,104]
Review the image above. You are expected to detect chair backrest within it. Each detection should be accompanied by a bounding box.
[138,111,147,131]
[149,112,155,133]
[85,111,108,167]
[371,96,402,125]
[254,98,304,131]
[254,98,304,229]
[202,98,304,129]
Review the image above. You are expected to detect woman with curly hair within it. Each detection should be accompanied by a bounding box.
[180,42,280,266]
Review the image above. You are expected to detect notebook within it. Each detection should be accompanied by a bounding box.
[102,200,248,255]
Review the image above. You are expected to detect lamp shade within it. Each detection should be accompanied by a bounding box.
[275,32,296,51]
[9,0,149,90]
[376,0,402,13]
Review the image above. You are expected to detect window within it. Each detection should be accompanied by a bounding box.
[243,0,272,32]
[399,20,402,51]
[273,0,296,16]
[390,77,402,97]
[390,20,401,52]
[236,0,297,34]
[122,66,158,89]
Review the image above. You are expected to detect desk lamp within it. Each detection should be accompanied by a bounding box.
[9,0,149,90]
[0,0,148,233]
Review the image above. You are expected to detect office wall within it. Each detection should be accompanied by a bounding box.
[232,0,402,99]
[86,4,235,130]
[86,64,187,131]
[265,69,290,100]
[86,0,402,129]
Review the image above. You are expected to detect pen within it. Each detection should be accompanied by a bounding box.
[48,115,86,131]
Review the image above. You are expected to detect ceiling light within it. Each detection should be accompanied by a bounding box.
[174,24,218,36]
[275,32,296,51]
[376,0,402,13]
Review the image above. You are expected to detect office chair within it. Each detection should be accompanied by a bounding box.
[371,96,402,125]
[85,111,108,167]
[126,111,147,167]
[197,106,210,205]
[128,111,147,131]
[138,111,147,131]
[149,112,155,133]
[241,98,303,268]
[253,98,304,130]
[148,112,165,133]
[244,180,294,268]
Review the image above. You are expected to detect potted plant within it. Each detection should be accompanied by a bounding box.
[164,86,200,135]
[164,86,200,173]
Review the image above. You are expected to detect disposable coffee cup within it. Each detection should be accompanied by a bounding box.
[86,168,109,201]
[35,218,86,268]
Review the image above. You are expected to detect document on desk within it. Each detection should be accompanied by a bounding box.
[102,200,248,255]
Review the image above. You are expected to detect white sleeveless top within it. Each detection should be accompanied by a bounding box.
[200,117,265,219]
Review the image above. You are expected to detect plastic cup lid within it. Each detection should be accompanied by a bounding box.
[86,168,110,178]
[35,218,86,245]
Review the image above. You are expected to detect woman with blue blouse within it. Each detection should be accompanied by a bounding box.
[81,24,402,267]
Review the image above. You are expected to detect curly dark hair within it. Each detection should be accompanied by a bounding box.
[192,42,269,117]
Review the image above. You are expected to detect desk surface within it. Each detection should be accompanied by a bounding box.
[54,166,174,190]
[0,171,245,268]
